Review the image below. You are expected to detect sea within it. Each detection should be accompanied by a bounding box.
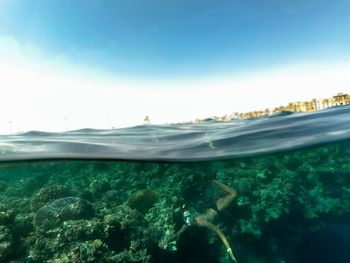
[0,105,350,263]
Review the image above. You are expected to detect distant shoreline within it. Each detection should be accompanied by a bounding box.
[183,92,350,124]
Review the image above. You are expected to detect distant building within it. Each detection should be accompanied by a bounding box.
[232,92,350,120]
[182,92,350,124]
[332,93,350,106]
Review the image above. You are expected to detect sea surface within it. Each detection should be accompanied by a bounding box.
[2,105,350,162]
[0,106,350,263]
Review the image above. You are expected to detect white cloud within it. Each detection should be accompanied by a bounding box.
[0,36,349,134]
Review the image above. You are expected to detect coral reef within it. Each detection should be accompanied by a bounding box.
[0,143,350,262]
[30,184,73,211]
[0,225,14,261]
[34,197,95,232]
[127,189,160,213]
[0,204,15,261]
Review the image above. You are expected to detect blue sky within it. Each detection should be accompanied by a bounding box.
[1,0,349,76]
[0,0,350,132]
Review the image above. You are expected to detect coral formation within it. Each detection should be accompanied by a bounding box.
[0,225,13,261]
[34,197,95,232]
[127,189,159,213]
[0,143,349,262]
[30,184,73,211]
[0,203,14,226]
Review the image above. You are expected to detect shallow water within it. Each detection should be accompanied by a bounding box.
[1,107,350,263]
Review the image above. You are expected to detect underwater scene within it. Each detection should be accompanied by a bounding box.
[1,107,350,263]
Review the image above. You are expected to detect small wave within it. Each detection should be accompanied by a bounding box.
[1,106,350,162]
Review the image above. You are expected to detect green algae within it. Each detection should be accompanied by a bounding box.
[0,142,350,262]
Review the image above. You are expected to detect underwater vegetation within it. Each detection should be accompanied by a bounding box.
[0,143,350,262]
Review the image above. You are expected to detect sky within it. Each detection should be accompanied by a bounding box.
[0,0,350,134]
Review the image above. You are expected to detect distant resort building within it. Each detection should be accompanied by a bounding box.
[332,93,350,106]
[236,92,350,119]
[190,92,350,123]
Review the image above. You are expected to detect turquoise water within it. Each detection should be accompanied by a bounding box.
[1,107,350,262]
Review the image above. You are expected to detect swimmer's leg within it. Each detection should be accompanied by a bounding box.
[196,216,238,263]
[213,180,237,212]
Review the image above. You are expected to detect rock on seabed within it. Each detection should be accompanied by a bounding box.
[34,197,94,232]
